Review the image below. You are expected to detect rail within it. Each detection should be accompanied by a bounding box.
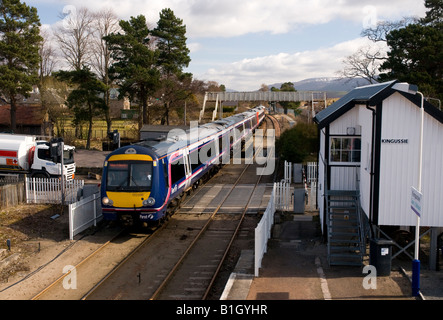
[150,158,253,300]
[151,115,275,299]
[34,115,275,300]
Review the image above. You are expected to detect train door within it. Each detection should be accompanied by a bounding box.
[182,148,192,190]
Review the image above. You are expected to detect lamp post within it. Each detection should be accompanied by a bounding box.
[412,91,424,297]
[392,82,423,297]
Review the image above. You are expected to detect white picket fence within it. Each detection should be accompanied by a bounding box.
[24,177,103,240]
[25,177,84,205]
[274,181,292,211]
[283,160,292,183]
[69,192,102,240]
[254,186,276,277]
[306,162,317,186]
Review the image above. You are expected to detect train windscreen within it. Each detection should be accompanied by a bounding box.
[106,161,153,191]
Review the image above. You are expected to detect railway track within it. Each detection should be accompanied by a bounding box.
[153,116,276,300]
[32,115,278,300]
[150,164,263,299]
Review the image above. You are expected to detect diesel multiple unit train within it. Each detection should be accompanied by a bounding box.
[101,106,266,227]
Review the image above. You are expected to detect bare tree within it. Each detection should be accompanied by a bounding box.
[39,27,60,136]
[91,8,121,133]
[337,45,385,84]
[39,28,58,81]
[55,6,94,70]
[361,17,419,42]
[337,17,417,84]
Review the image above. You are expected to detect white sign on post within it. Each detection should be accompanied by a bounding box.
[411,186,423,217]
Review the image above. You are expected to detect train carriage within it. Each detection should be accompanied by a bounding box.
[101,106,266,227]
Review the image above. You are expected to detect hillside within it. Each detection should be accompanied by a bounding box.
[268,77,372,98]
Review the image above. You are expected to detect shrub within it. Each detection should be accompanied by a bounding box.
[276,122,318,163]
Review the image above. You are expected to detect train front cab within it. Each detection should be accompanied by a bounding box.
[101,146,167,227]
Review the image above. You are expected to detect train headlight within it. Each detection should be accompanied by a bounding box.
[143,197,156,206]
[102,197,113,206]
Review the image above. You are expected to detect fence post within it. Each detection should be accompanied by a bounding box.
[93,193,97,227]
[69,202,74,240]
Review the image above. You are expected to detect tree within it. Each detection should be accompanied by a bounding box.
[152,8,191,125]
[55,7,94,70]
[55,67,107,149]
[0,0,42,133]
[271,82,301,115]
[153,8,190,77]
[276,122,318,163]
[421,0,443,26]
[361,17,418,43]
[338,45,384,84]
[39,28,58,82]
[379,1,443,102]
[91,8,120,134]
[105,15,160,125]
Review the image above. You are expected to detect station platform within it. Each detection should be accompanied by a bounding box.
[221,213,443,300]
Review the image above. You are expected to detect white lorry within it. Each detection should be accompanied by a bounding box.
[0,134,76,180]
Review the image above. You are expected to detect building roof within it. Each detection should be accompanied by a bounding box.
[314,80,396,128]
[0,104,45,126]
[313,80,442,129]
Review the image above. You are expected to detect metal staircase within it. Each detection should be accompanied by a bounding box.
[325,190,365,266]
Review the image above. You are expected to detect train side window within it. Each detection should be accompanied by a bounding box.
[201,141,216,162]
[163,161,169,187]
[170,159,186,185]
[236,124,244,137]
[189,149,201,172]
[218,136,223,154]
[245,120,251,129]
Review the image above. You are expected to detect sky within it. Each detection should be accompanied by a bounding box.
[25,0,428,91]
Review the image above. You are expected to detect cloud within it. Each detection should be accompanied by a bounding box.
[198,37,387,90]
[44,0,426,38]
[187,42,202,53]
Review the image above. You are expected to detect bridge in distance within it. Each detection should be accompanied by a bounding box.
[199,90,327,122]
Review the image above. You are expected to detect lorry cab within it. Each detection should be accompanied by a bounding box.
[0,134,76,180]
[33,141,76,179]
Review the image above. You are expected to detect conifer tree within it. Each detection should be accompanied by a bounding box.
[105,15,160,125]
[153,8,191,125]
[379,0,443,102]
[0,0,42,132]
[55,67,107,149]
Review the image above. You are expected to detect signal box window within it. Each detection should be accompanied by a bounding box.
[330,137,361,163]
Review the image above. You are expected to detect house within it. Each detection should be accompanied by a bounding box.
[0,86,56,135]
[313,80,443,268]
[0,104,50,135]
[106,88,130,118]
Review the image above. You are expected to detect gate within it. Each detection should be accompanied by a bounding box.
[69,192,102,240]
